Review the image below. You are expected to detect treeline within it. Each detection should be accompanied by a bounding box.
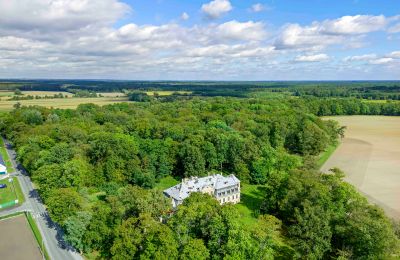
[297,98,400,116]
[0,97,398,259]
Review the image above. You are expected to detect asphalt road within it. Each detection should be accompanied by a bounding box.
[0,138,82,260]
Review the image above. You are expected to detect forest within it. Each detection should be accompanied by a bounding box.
[0,87,399,259]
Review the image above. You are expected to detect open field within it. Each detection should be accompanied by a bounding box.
[145,91,192,96]
[321,116,400,219]
[0,90,73,98]
[99,92,126,97]
[0,214,43,260]
[0,96,130,111]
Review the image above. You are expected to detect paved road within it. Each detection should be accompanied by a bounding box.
[0,138,82,260]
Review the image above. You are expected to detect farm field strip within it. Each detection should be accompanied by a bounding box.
[321,116,400,219]
[0,96,130,111]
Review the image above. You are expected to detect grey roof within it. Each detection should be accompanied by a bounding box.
[163,174,240,201]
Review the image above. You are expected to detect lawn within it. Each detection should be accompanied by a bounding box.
[154,176,180,190]
[234,183,266,228]
[0,138,15,173]
[0,177,24,206]
[0,178,16,205]
[317,143,339,169]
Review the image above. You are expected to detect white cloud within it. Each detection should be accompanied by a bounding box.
[201,0,232,19]
[344,54,377,62]
[0,1,398,79]
[389,51,400,59]
[295,53,330,62]
[369,57,394,65]
[388,23,400,33]
[276,15,394,50]
[215,20,266,41]
[181,12,190,21]
[250,3,265,13]
[320,15,388,35]
[0,0,130,33]
[344,51,400,65]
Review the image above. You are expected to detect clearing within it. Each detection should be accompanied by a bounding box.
[0,214,43,260]
[321,116,400,219]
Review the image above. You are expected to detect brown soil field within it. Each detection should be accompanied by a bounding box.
[0,215,42,260]
[321,116,400,219]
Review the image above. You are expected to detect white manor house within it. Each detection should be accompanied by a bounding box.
[163,174,240,208]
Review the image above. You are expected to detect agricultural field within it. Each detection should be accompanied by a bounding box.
[0,214,43,260]
[321,116,400,219]
[0,90,74,99]
[145,90,192,96]
[98,92,126,97]
[0,96,130,111]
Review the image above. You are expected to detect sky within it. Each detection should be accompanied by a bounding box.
[0,0,399,80]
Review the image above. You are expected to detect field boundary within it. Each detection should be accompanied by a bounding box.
[317,142,340,169]
[25,211,50,260]
[0,211,24,221]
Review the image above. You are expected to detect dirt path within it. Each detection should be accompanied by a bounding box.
[321,116,400,219]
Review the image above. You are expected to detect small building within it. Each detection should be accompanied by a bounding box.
[163,174,240,208]
[0,155,8,180]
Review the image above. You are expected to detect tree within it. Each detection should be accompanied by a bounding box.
[64,211,92,253]
[178,142,205,177]
[111,214,178,260]
[180,238,210,260]
[45,188,83,223]
[288,200,332,259]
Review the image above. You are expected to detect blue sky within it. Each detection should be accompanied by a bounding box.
[0,0,399,80]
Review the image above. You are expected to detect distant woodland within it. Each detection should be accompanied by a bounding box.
[0,81,399,259]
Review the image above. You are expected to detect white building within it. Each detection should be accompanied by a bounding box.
[163,174,240,208]
[0,155,8,180]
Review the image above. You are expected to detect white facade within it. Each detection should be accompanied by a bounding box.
[163,174,240,208]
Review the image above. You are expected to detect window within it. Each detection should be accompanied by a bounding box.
[223,198,225,203]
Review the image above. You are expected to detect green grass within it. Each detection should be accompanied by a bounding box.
[25,212,50,260]
[0,178,17,204]
[0,138,15,173]
[12,177,25,204]
[154,176,180,190]
[234,183,266,228]
[0,177,24,206]
[0,211,23,220]
[317,143,339,169]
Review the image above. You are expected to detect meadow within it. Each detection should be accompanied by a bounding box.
[321,116,400,219]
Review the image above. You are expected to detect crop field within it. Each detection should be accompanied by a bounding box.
[0,96,130,111]
[321,116,400,219]
[0,90,73,98]
[145,91,192,96]
[0,214,42,260]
